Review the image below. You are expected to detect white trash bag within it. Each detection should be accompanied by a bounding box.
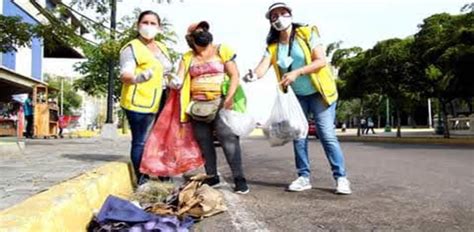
[263,86,308,146]
[219,109,256,137]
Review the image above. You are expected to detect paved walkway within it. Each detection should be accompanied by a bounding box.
[0,137,130,210]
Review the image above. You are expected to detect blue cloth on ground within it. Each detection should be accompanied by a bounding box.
[97,195,155,223]
[93,195,194,232]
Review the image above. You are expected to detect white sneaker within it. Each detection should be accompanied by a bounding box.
[288,176,312,192]
[335,177,352,195]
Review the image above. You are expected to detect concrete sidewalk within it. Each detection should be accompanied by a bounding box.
[0,137,130,210]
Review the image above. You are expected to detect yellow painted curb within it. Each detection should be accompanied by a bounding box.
[0,162,134,232]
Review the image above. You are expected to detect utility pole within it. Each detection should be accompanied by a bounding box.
[105,0,116,124]
[428,98,432,128]
[60,77,64,116]
[101,0,118,139]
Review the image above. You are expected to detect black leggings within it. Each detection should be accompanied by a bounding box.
[191,112,245,179]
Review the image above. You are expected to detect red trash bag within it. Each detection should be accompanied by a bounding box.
[140,89,204,176]
[58,116,68,129]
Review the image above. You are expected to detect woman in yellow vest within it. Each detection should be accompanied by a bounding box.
[175,21,249,194]
[243,3,351,194]
[119,10,172,184]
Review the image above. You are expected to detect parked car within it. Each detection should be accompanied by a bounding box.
[308,120,319,139]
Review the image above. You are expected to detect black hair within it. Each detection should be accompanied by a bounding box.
[266,23,304,45]
[185,34,196,51]
[185,26,211,52]
[137,10,161,25]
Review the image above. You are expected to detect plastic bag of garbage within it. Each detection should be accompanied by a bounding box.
[218,109,256,137]
[263,86,308,146]
[140,90,204,177]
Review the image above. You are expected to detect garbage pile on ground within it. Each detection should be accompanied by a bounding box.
[87,174,227,232]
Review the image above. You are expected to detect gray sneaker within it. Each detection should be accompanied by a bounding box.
[288,176,312,192]
[335,177,352,194]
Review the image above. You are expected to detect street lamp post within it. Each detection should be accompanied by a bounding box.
[428,98,432,128]
[384,97,391,132]
[101,0,118,139]
[105,0,116,124]
[60,77,64,116]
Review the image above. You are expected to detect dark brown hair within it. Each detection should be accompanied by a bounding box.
[138,10,161,25]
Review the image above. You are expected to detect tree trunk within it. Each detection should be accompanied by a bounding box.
[357,98,364,137]
[377,114,381,128]
[441,100,451,138]
[410,111,417,128]
[396,108,402,138]
[466,98,473,114]
[449,101,456,116]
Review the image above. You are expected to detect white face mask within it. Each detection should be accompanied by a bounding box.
[139,25,159,40]
[272,16,292,31]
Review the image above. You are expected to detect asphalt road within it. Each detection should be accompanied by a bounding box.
[1,137,473,231]
[196,138,474,231]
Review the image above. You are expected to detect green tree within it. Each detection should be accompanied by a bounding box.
[73,9,178,99]
[0,15,36,53]
[336,49,375,136]
[326,40,343,58]
[365,38,424,137]
[45,76,83,115]
[331,46,363,69]
[413,12,474,138]
[0,2,96,55]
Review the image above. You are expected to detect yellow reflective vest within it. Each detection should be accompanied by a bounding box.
[179,44,236,122]
[267,25,338,106]
[120,39,170,113]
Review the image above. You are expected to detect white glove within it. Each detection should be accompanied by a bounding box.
[242,69,258,83]
[166,72,182,89]
[134,68,153,83]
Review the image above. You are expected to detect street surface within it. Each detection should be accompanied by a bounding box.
[1,136,473,231]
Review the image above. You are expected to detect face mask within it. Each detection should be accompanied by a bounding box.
[139,25,159,40]
[272,16,292,31]
[192,31,213,47]
[277,56,294,69]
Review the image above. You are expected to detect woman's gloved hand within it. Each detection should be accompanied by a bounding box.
[166,72,183,89]
[134,68,154,83]
[242,69,258,83]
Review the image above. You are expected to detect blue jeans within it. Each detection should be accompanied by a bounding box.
[293,93,347,179]
[124,109,156,184]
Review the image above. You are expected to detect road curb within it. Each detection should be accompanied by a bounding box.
[337,136,474,145]
[0,162,134,231]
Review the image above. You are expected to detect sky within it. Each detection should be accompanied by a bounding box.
[48,0,467,122]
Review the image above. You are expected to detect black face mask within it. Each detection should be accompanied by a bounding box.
[192,31,213,47]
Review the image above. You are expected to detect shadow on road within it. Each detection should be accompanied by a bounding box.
[61,154,126,162]
[310,187,337,194]
[246,179,288,188]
